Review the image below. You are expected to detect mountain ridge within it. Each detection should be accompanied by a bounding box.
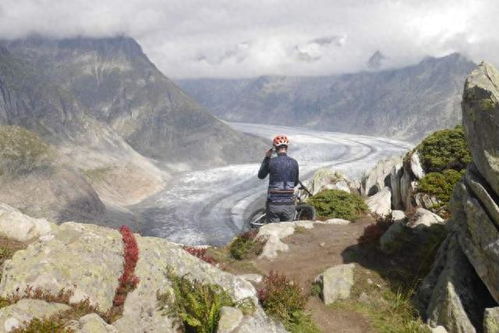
[178,52,475,142]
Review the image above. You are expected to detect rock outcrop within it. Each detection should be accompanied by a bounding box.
[417,62,499,332]
[0,214,285,332]
[299,169,357,199]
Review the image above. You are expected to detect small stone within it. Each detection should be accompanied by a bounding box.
[217,306,243,333]
[319,242,326,247]
[238,274,263,284]
[367,278,373,285]
[322,218,351,225]
[318,263,355,305]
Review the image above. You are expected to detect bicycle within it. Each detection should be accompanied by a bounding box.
[247,181,316,228]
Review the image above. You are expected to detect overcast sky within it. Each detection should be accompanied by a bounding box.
[0,0,498,78]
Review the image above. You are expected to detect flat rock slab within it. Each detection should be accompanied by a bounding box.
[0,299,70,333]
[0,222,123,312]
[319,263,355,305]
[321,218,351,225]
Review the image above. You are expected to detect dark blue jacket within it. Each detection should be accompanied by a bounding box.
[258,153,299,203]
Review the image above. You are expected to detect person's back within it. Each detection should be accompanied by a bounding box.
[257,135,299,222]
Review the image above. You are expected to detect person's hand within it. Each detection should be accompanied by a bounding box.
[265,148,273,158]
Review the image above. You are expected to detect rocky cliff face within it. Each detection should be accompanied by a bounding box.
[2,37,265,167]
[417,62,499,333]
[178,53,475,142]
[0,45,165,217]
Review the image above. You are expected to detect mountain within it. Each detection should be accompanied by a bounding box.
[0,36,266,222]
[1,36,265,167]
[178,53,475,142]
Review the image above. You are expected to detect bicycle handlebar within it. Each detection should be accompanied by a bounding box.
[298,180,313,197]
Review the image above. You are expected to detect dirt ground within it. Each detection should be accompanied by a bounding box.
[252,219,376,332]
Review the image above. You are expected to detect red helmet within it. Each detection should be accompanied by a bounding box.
[273,135,289,147]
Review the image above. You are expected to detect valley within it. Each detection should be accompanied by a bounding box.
[132,122,412,245]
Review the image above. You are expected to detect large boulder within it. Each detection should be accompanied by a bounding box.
[301,169,355,199]
[365,186,392,217]
[113,235,276,333]
[360,156,402,196]
[417,236,494,333]
[417,62,499,332]
[0,209,285,332]
[380,208,444,255]
[462,62,499,198]
[450,174,499,303]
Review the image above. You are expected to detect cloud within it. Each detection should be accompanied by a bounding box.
[0,0,498,78]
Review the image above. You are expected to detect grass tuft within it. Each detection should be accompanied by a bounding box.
[229,230,265,260]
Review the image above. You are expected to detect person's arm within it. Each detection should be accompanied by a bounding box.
[294,160,299,186]
[258,156,270,179]
[258,148,273,179]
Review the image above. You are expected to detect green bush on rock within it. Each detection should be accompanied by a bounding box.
[307,189,367,220]
[419,169,465,204]
[0,125,53,175]
[416,125,471,173]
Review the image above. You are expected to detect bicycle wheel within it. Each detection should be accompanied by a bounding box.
[247,208,267,228]
[295,203,316,221]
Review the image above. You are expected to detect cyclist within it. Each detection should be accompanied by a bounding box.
[257,135,299,222]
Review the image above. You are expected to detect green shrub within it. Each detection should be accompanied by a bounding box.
[307,189,367,220]
[416,126,471,173]
[258,271,319,333]
[0,125,53,175]
[419,169,464,204]
[160,268,253,333]
[229,230,264,260]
